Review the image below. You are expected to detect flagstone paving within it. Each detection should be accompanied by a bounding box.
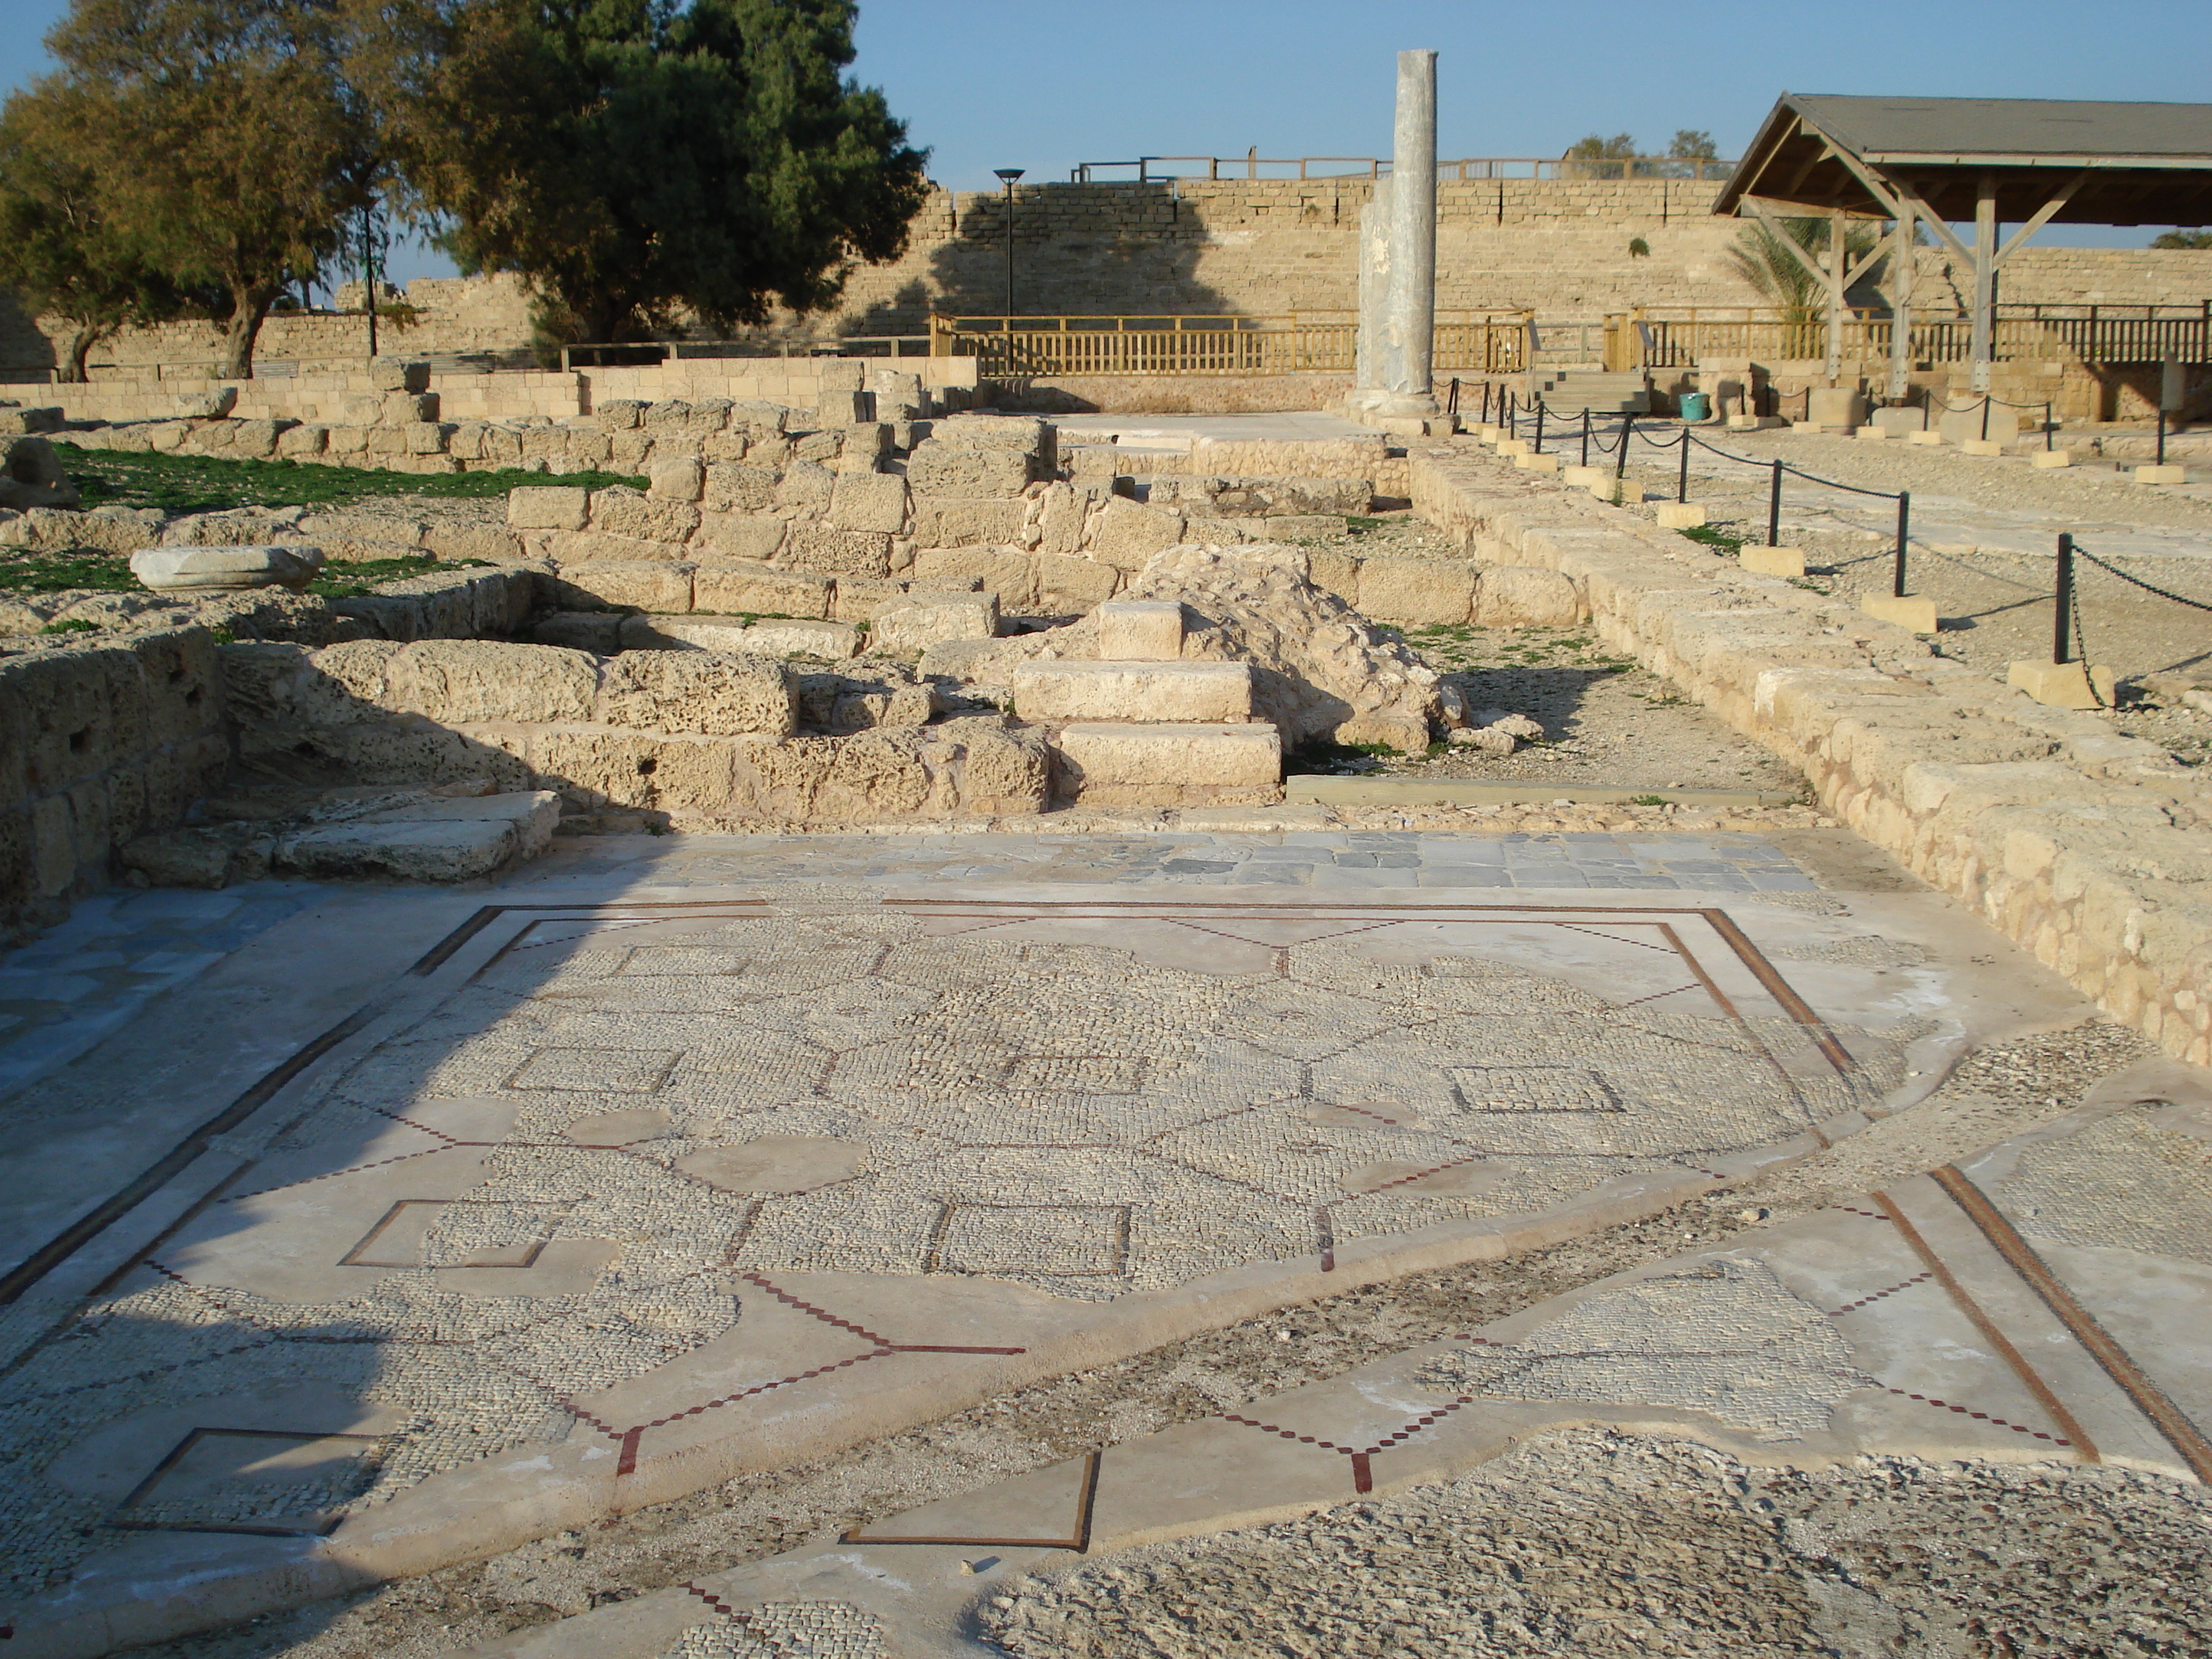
[0,827,2186,1658]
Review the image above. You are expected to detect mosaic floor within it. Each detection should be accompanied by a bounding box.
[0,831,2104,1654]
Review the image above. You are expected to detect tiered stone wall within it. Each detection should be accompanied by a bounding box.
[1409,451,2212,1068]
[13,183,2207,382]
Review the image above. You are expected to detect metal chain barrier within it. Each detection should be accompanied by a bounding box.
[2072,544,2212,613]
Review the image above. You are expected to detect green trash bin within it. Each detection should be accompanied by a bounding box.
[1678,391,1711,423]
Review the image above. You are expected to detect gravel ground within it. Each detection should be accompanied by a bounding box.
[116,1018,2156,1659]
[981,1429,2212,1658]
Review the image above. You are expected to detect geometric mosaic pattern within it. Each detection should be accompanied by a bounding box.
[0,892,1912,1603]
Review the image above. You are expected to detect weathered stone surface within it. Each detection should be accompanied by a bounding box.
[906,443,1035,497]
[175,387,237,420]
[594,649,796,736]
[508,486,590,531]
[1474,565,1584,626]
[1356,555,1475,626]
[618,614,755,652]
[870,591,999,655]
[1087,498,1185,570]
[829,470,909,534]
[589,486,699,544]
[119,824,271,889]
[690,511,786,564]
[701,463,780,515]
[692,562,831,619]
[741,618,860,659]
[371,360,433,395]
[1033,549,1123,612]
[541,529,688,565]
[1052,721,1282,803]
[907,495,1024,549]
[784,525,893,578]
[1096,599,1184,661]
[547,562,693,614]
[795,665,937,733]
[1012,660,1254,724]
[532,611,625,653]
[130,544,325,594]
[775,459,837,513]
[274,791,559,881]
[387,639,600,724]
[533,728,739,812]
[0,436,81,511]
[648,457,706,503]
[912,545,1038,611]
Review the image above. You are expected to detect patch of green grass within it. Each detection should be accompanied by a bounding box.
[38,617,99,634]
[58,444,644,516]
[0,549,140,593]
[306,554,491,598]
[1629,793,1670,806]
[1344,516,1386,536]
[1676,523,1745,554]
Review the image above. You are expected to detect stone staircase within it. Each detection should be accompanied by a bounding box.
[1010,601,1284,808]
[1523,369,1654,415]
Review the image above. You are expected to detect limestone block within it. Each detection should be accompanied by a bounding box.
[1938,406,2020,445]
[421,524,526,565]
[784,525,893,578]
[1259,515,1343,540]
[908,495,1023,548]
[2007,659,2116,710]
[533,728,739,812]
[817,389,873,428]
[703,463,780,514]
[2136,464,2188,485]
[1096,599,1184,660]
[372,360,432,395]
[1084,497,1185,570]
[869,592,999,655]
[649,457,705,503]
[2031,449,2074,469]
[532,611,625,653]
[274,792,559,882]
[1807,387,1866,431]
[1033,550,1123,612]
[793,430,842,465]
[1035,480,1097,555]
[830,470,909,534]
[508,486,589,531]
[477,426,523,464]
[1907,429,1945,446]
[1740,545,1804,579]
[1654,503,1707,529]
[775,459,837,514]
[609,431,654,469]
[841,423,894,469]
[1473,566,1583,626]
[542,529,689,565]
[384,391,439,425]
[593,399,646,431]
[693,563,832,619]
[594,648,796,736]
[906,443,1034,497]
[1512,452,1561,472]
[739,618,861,659]
[1961,438,2005,457]
[1307,547,1359,600]
[618,614,755,652]
[589,486,699,544]
[932,414,1054,468]
[727,400,790,439]
[1053,722,1282,797]
[691,512,786,565]
[276,424,328,459]
[1012,660,1254,724]
[912,544,1038,611]
[130,544,325,594]
[732,730,932,821]
[1861,593,1938,634]
[387,639,600,724]
[549,562,693,613]
[176,386,237,420]
[1356,556,1475,626]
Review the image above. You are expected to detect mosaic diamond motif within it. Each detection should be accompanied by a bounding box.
[927,1202,1133,1277]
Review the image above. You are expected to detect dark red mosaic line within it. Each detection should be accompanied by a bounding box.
[1220,1395,1480,1491]
[1885,1387,2069,1444]
[1826,1271,1933,1316]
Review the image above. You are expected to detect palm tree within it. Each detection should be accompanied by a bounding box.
[1726,216,1879,356]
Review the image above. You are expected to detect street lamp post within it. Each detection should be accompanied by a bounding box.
[993,168,1024,323]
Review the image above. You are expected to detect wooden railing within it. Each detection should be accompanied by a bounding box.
[1636,305,2211,368]
[1067,154,1734,184]
[932,313,1534,377]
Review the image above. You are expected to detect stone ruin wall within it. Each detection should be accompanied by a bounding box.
[9,179,2210,383]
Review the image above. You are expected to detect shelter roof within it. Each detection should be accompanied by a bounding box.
[1715,94,2212,225]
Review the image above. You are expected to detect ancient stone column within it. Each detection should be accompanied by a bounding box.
[1352,50,1439,418]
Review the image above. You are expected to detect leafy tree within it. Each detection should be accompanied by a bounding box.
[27,0,379,379]
[0,83,186,381]
[1668,129,1718,161]
[2151,229,2212,249]
[376,0,930,351]
[1566,131,1638,179]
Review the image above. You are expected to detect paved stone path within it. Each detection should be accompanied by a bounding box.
[0,828,2185,1658]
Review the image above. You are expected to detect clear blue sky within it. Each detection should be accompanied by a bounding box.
[5,0,2208,287]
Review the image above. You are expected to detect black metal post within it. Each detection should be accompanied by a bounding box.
[1767,458,1782,549]
[1676,428,1689,503]
[1481,381,1491,424]
[1980,394,1991,442]
[1581,408,1591,468]
[1447,377,1460,417]
[2053,532,2074,663]
[1615,413,1634,488]
[994,167,1025,318]
[2044,401,2053,451]
[1894,491,1912,598]
[2157,408,2167,466]
[1533,401,1545,455]
[1507,396,1515,441]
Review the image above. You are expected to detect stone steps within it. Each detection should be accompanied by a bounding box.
[1010,660,1256,724]
[1053,721,1282,807]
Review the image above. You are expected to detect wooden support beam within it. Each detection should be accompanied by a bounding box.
[1992,171,2090,269]
[1970,173,1997,392]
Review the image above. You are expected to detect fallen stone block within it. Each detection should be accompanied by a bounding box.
[1095,599,1184,660]
[274,791,560,881]
[131,543,325,594]
[693,563,832,619]
[1052,721,1282,806]
[869,591,999,655]
[1012,660,1254,724]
